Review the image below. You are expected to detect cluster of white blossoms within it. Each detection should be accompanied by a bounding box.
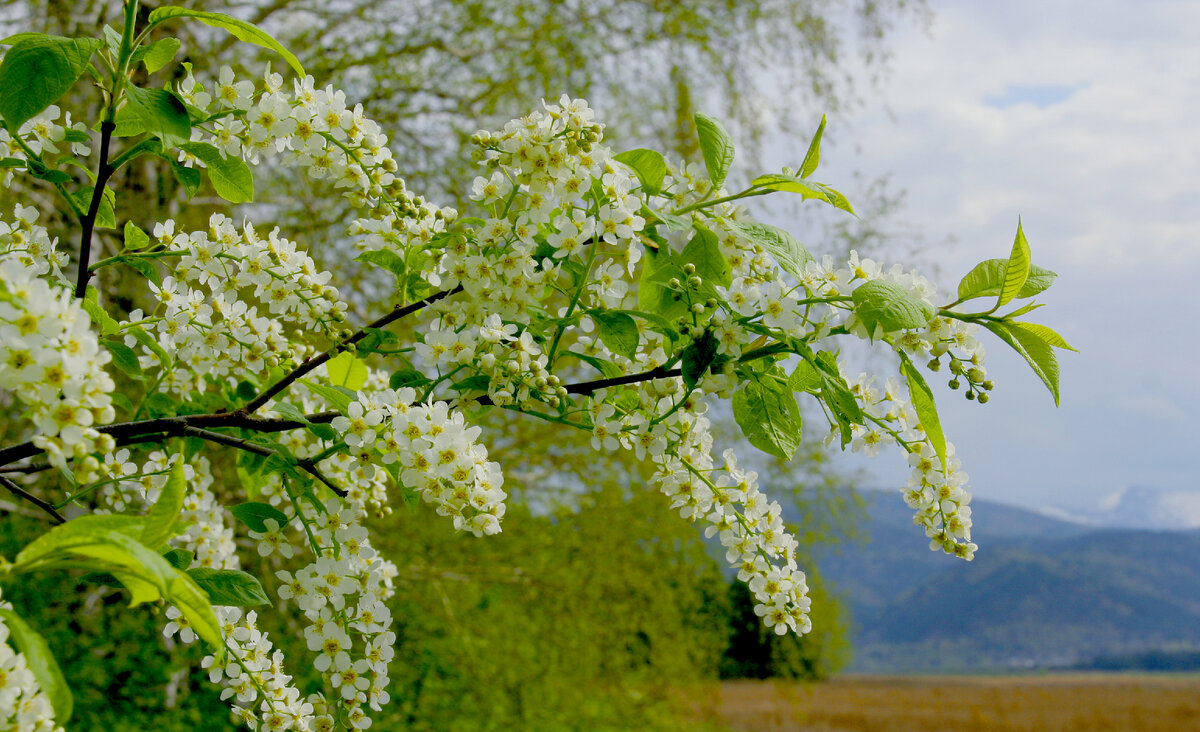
[0,104,91,188]
[0,212,115,483]
[0,591,64,732]
[844,372,976,558]
[335,387,507,537]
[117,212,349,398]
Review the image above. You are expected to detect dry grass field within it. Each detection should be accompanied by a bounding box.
[714,674,1200,732]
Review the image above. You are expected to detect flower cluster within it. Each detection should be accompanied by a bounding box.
[0,104,91,188]
[0,217,115,482]
[0,591,65,732]
[118,213,349,398]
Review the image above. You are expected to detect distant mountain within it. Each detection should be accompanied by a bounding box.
[813,489,1200,672]
[1049,486,1200,530]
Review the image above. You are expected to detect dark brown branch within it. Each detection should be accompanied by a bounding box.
[296,458,347,498]
[0,411,338,470]
[74,120,116,299]
[563,366,682,396]
[241,285,463,415]
[0,475,66,524]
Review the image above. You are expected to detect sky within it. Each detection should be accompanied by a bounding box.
[753,0,1199,518]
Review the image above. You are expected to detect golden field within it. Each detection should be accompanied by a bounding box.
[713,675,1200,732]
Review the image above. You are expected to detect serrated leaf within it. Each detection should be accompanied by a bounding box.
[147,8,304,76]
[956,259,1057,302]
[0,609,72,722]
[732,371,802,460]
[729,221,813,283]
[998,220,1032,307]
[799,114,826,178]
[122,85,191,146]
[179,142,253,203]
[851,279,936,336]
[69,185,116,229]
[637,246,689,320]
[985,320,1061,405]
[613,148,667,195]
[899,354,947,473]
[325,351,368,390]
[680,330,720,391]
[589,310,640,361]
[694,113,734,190]
[188,568,269,606]
[0,35,103,129]
[230,502,290,533]
[142,455,186,549]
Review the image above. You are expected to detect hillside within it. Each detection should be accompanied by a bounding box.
[813,490,1200,671]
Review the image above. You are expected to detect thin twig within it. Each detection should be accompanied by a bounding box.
[0,475,66,524]
[74,120,116,299]
[242,285,463,414]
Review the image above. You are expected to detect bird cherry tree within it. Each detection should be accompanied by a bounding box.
[0,3,1074,730]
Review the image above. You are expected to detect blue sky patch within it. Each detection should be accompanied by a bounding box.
[983,83,1087,109]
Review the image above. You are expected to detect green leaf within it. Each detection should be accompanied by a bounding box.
[162,547,194,570]
[133,37,181,73]
[729,221,813,283]
[122,220,151,252]
[985,320,1062,405]
[637,246,689,320]
[121,84,191,146]
[0,608,72,722]
[141,455,185,549]
[230,501,290,534]
[24,158,72,185]
[82,287,119,336]
[799,114,827,178]
[187,568,269,606]
[102,338,143,378]
[110,137,162,172]
[750,173,856,214]
[326,351,368,390]
[179,142,253,203]
[732,370,802,460]
[588,310,640,361]
[355,249,406,280]
[613,148,667,196]
[1009,321,1078,352]
[561,350,622,380]
[389,368,431,390]
[693,113,734,190]
[851,279,936,336]
[681,330,720,391]
[452,374,491,393]
[300,380,355,414]
[128,323,171,369]
[69,185,116,229]
[788,360,822,393]
[899,354,947,472]
[147,8,305,76]
[997,219,1032,308]
[270,401,310,423]
[167,157,202,197]
[11,520,222,658]
[955,259,1058,302]
[0,35,103,129]
[680,226,732,288]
